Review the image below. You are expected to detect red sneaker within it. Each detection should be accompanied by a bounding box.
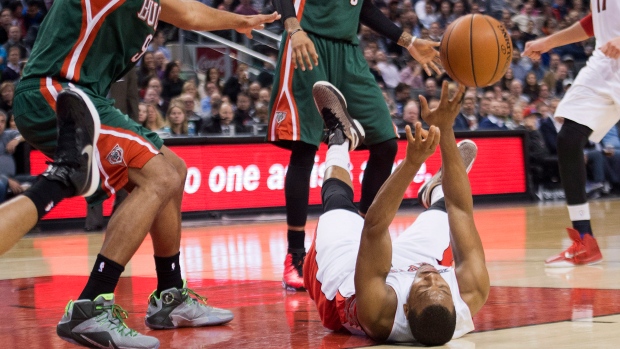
[545,228,603,267]
[283,250,306,291]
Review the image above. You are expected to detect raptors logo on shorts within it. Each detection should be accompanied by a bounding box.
[106,144,125,166]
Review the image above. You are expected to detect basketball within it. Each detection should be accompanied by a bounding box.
[440,14,512,87]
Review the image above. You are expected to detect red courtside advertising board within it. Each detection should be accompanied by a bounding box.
[30,137,526,219]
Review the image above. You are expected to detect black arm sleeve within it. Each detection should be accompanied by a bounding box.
[359,0,404,43]
[273,0,297,24]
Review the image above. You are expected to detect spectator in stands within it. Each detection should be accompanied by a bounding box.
[509,102,525,129]
[500,67,514,91]
[161,61,185,103]
[258,87,270,105]
[1,46,20,82]
[393,82,410,118]
[256,52,276,88]
[423,78,439,100]
[148,30,171,61]
[0,81,14,114]
[0,9,12,45]
[363,47,385,87]
[453,96,477,131]
[529,57,546,81]
[222,63,249,104]
[437,0,455,29]
[428,21,442,41]
[137,102,148,125]
[479,99,509,130]
[399,10,422,38]
[200,81,218,116]
[153,50,167,80]
[137,51,156,89]
[143,86,165,114]
[523,112,559,189]
[418,1,439,29]
[144,103,165,132]
[512,2,540,34]
[601,125,620,192]
[510,80,530,104]
[22,0,44,33]
[248,81,261,106]
[399,56,424,89]
[206,67,224,90]
[522,72,540,102]
[234,0,258,15]
[3,25,28,59]
[394,100,421,131]
[180,93,204,131]
[0,111,31,204]
[375,50,399,89]
[201,102,242,135]
[550,63,570,97]
[233,92,254,130]
[164,103,188,136]
[182,80,202,114]
[510,47,530,82]
[209,92,223,117]
[478,97,492,119]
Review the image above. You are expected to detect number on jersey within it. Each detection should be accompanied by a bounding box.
[597,0,606,12]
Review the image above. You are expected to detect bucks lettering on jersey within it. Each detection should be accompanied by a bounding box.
[297,0,363,44]
[23,0,160,97]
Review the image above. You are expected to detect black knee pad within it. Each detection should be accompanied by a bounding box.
[556,119,593,205]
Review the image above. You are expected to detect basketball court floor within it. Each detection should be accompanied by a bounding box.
[1,197,619,348]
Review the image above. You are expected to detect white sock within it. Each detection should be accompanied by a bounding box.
[567,203,591,221]
[325,140,351,172]
[431,185,444,205]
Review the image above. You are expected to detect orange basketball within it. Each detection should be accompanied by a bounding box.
[440,14,512,87]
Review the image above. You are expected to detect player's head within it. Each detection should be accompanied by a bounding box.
[405,264,456,346]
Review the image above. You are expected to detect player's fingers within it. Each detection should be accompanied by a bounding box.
[430,61,442,76]
[291,50,299,69]
[422,64,432,76]
[295,49,306,71]
[430,127,441,147]
[301,46,314,70]
[414,122,423,142]
[308,45,319,66]
[418,95,430,115]
[405,125,414,143]
[429,41,441,47]
[426,126,437,147]
[439,80,449,104]
[451,84,466,104]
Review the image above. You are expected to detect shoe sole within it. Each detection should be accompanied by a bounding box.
[312,81,365,150]
[544,259,603,268]
[145,314,234,329]
[63,86,101,197]
[418,140,477,208]
[282,280,306,292]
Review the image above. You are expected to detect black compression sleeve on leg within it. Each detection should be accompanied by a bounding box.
[360,138,397,214]
[22,176,75,220]
[557,119,592,205]
[285,142,317,227]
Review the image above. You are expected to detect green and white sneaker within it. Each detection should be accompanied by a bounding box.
[57,294,160,349]
[145,281,234,329]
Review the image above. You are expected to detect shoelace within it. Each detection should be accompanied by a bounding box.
[182,288,209,307]
[96,304,138,337]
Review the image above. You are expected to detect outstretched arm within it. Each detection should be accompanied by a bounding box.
[359,0,440,75]
[355,124,440,340]
[160,0,280,38]
[522,14,592,60]
[419,82,490,316]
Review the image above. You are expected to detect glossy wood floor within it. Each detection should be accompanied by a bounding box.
[1,198,619,349]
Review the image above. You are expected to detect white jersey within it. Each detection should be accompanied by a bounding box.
[592,0,620,49]
[337,263,474,343]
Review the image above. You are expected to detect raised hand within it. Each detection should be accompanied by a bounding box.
[235,12,281,39]
[404,123,440,166]
[408,38,442,75]
[419,81,465,129]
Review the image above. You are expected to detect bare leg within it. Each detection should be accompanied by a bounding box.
[148,146,187,257]
[99,153,181,265]
[0,196,38,255]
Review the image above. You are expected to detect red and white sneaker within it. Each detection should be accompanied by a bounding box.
[283,250,305,291]
[545,228,603,267]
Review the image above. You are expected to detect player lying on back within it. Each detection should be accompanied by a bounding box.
[304,80,489,346]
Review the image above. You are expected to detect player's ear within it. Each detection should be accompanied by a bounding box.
[403,303,410,318]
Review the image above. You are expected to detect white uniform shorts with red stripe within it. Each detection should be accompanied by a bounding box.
[303,208,452,331]
[13,78,163,205]
[555,51,620,143]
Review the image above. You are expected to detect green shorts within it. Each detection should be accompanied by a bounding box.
[267,32,397,148]
[14,77,163,205]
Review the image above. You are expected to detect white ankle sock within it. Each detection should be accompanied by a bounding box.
[325,141,350,172]
[567,203,590,221]
[431,185,444,205]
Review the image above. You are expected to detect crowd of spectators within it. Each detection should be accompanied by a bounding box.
[2,0,620,200]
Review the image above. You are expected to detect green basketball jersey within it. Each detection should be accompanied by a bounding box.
[298,0,363,44]
[22,0,161,97]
